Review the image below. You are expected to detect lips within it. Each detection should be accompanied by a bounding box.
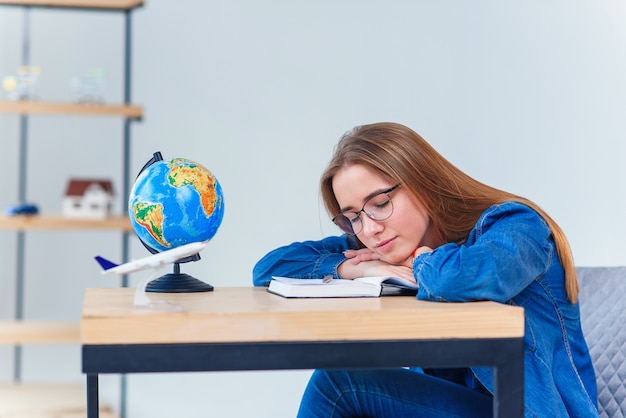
[375,237,396,252]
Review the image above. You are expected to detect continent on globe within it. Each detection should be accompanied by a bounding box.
[133,201,167,248]
[128,157,225,253]
[169,158,219,219]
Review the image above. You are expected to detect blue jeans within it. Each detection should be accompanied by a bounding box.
[297,369,493,418]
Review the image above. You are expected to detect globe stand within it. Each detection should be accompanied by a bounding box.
[146,263,214,293]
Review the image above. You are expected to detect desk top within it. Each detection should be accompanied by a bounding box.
[81,287,524,345]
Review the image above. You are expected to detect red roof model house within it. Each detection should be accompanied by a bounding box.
[63,178,114,220]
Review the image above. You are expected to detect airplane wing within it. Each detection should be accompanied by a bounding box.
[95,241,209,275]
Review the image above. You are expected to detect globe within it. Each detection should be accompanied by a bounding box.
[128,156,225,253]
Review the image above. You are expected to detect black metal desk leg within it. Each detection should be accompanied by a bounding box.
[87,374,100,418]
[492,345,525,418]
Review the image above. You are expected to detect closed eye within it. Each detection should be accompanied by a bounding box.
[372,199,391,210]
[345,212,361,224]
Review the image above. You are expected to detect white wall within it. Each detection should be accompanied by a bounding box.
[1,0,626,416]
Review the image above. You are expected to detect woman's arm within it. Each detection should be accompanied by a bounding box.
[252,235,360,286]
[415,203,555,303]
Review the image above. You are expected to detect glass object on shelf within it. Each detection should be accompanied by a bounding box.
[69,68,107,104]
[2,66,42,101]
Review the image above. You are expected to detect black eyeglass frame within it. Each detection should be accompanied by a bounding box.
[331,184,401,235]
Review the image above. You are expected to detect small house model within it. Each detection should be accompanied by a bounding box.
[63,178,114,220]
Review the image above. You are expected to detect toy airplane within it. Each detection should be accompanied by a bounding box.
[95,240,209,275]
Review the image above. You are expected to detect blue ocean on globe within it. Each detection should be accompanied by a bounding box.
[128,158,224,252]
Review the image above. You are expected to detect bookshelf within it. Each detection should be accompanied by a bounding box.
[0,1,144,416]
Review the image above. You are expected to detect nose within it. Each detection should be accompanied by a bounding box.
[359,214,384,237]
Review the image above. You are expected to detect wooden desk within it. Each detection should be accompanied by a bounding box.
[81,287,525,417]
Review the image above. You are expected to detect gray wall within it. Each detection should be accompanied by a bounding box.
[1,1,625,416]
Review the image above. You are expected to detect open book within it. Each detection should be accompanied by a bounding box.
[268,275,418,298]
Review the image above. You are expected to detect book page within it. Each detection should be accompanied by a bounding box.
[355,276,418,289]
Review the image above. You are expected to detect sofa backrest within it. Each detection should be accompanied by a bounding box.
[577,266,626,418]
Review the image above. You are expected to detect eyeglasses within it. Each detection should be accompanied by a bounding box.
[332,184,401,235]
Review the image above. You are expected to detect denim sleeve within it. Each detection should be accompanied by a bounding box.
[415,203,555,303]
[252,235,360,286]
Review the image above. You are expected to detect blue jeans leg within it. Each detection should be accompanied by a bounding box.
[297,369,493,418]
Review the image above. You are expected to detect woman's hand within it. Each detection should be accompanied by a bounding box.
[338,257,415,284]
[396,245,434,270]
[413,246,433,257]
[343,248,381,264]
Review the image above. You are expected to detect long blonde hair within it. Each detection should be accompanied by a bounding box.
[320,122,579,303]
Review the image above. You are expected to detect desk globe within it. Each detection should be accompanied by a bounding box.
[128,152,224,292]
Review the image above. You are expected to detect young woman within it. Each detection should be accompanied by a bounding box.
[252,122,598,417]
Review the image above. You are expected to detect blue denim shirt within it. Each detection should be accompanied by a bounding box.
[252,202,599,417]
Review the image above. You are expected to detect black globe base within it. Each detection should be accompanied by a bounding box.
[146,273,214,293]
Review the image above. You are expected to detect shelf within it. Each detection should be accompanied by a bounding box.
[0,320,80,344]
[1,1,140,412]
[0,383,118,417]
[0,0,143,10]
[0,215,133,231]
[0,101,143,119]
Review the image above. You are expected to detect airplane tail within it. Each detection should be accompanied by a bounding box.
[95,256,119,271]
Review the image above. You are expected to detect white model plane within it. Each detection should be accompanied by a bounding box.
[95,240,209,275]
[95,240,210,310]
